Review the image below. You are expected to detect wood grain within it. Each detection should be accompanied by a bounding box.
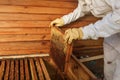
[9,60,15,80]
[29,58,38,80]
[3,60,10,80]
[0,5,73,14]
[0,34,50,42]
[24,59,30,80]
[15,60,19,80]
[0,60,5,80]
[20,59,25,80]
[0,0,77,8]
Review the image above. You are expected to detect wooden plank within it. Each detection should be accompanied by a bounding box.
[74,46,103,51]
[0,49,49,56]
[45,0,77,2]
[9,60,15,80]
[64,43,73,73]
[62,16,100,29]
[0,5,73,14]
[0,13,62,21]
[0,41,50,50]
[72,55,97,80]
[77,15,100,21]
[62,21,95,29]
[0,21,51,28]
[34,58,44,80]
[20,59,25,80]
[29,58,38,80]
[0,28,50,35]
[3,60,10,80]
[15,60,19,80]
[0,54,49,60]
[24,59,30,80]
[40,58,51,80]
[0,0,77,8]
[0,17,97,29]
[73,39,103,47]
[0,60,5,80]
[0,34,50,42]
[43,0,76,2]
[79,55,104,62]
[0,20,96,33]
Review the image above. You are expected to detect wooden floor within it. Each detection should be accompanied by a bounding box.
[0,57,51,80]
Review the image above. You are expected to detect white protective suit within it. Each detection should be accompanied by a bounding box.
[61,0,120,80]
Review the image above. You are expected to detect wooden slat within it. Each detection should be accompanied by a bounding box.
[63,21,96,29]
[34,58,44,80]
[62,16,100,29]
[64,44,73,73]
[0,41,50,50]
[0,49,49,56]
[15,60,19,80]
[0,28,50,35]
[73,39,103,47]
[40,58,51,80]
[0,13,62,21]
[43,0,76,2]
[3,60,10,80]
[20,59,25,80]
[29,58,38,80]
[0,60,5,80]
[71,55,97,80]
[44,0,76,1]
[0,14,97,21]
[0,54,49,60]
[79,55,104,62]
[74,46,103,51]
[0,0,77,8]
[0,5,73,14]
[0,34,50,42]
[0,21,51,28]
[24,59,30,80]
[9,60,15,80]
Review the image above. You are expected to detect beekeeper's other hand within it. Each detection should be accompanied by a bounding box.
[50,18,64,27]
[64,28,83,44]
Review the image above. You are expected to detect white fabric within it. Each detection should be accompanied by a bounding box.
[104,33,120,80]
[61,0,120,80]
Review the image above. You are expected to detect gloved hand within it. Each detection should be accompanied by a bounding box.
[50,18,64,27]
[64,28,83,44]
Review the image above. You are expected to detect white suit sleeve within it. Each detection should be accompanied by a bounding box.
[61,0,90,25]
[82,9,120,39]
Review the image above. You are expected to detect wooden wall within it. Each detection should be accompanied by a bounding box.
[0,0,77,56]
[0,0,102,56]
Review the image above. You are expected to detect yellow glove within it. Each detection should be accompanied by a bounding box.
[50,18,64,27]
[64,28,83,44]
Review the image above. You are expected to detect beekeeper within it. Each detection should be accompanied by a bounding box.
[50,0,120,80]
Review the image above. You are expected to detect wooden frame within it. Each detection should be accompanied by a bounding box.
[50,26,103,80]
[0,57,51,80]
[50,26,73,73]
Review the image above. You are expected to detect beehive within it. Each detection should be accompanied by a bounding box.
[50,26,104,80]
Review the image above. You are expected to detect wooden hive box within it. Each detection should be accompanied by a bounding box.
[50,26,104,80]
